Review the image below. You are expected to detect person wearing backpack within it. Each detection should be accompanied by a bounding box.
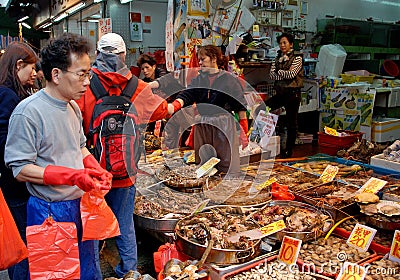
[76,33,170,277]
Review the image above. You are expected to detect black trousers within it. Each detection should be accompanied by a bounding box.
[265,87,301,154]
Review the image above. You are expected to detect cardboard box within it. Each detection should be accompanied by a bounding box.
[371,118,400,143]
[370,153,400,173]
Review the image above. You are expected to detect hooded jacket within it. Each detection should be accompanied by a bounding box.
[77,52,168,187]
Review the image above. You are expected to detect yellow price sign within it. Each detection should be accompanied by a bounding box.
[255,177,277,191]
[320,164,339,183]
[358,177,387,194]
[278,236,302,265]
[336,262,366,280]
[324,126,339,136]
[260,220,286,236]
[347,224,377,252]
[389,230,400,263]
[196,157,220,178]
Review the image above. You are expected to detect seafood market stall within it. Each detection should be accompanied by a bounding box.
[133,150,400,280]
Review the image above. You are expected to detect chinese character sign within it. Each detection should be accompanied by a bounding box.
[98,18,112,38]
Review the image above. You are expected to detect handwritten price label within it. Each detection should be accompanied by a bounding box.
[320,164,339,183]
[255,177,277,191]
[196,157,220,178]
[389,230,400,263]
[347,224,377,252]
[278,236,302,265]
[358,177,387,194]
[336,262,366,280]
[260,220,286,236]
[324,126,339,136]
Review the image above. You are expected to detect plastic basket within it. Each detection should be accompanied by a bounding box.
[340,73,356,84]
[318,131,363,155]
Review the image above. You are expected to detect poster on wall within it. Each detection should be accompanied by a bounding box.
[174,0,188,69]
[98,18,112,38]
[130,12,143,42]
[187,17,212,39]
[188,0,209,16]
[211,6,240,36]
[165,0,175,72]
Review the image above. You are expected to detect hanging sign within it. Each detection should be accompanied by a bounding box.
[130,12,143,42]
[98,18,112,38]
[346,223,377,252]
[278,236,302,265]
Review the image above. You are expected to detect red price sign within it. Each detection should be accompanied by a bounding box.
[320,164,339,183]
[347,224,376,252]
[336,262,366,280]
[389,230,400,263]
[278,236,302,265]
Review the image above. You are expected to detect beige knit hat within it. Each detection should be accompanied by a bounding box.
[97,33,126,54]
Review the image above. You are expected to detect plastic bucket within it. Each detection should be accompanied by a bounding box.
[381,60,399,77]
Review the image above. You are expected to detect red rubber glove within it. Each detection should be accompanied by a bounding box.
[83,154,113,188]
[43,165,109,192]
[171,100,182,113]
[185,126,195,149]
[239,118,249,149]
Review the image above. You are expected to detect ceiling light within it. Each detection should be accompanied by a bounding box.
[40,22,53,29]
[120,0,133,3]
[21,22,31,29]
[17,16,29,22]
[65,2,86,14]
[88,19,99,22]
[53,12,68,22]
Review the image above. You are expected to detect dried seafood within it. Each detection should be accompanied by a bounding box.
[250,203,331,239]
[300,236,372,275]
[291,161,362,177]
[203,178,271,206]
[227,258,329,280]
[337,139,386,163]
[176,207,259,250]
[134,187,204,219]
[365,258,400,280]
[155,161,207,188]
[274,171,321,192]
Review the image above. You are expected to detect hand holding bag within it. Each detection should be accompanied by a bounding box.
[0,189,28,270]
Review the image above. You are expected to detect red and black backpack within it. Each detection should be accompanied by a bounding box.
[88,73,142,180]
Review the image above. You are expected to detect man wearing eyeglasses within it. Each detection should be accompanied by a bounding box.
[76,32,170,278]
[4,33,111,280]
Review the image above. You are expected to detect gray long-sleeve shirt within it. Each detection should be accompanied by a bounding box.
[4,90,86,202]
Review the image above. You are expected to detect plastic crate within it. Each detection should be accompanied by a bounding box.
[340,73,356,84]
[318,131,364,155]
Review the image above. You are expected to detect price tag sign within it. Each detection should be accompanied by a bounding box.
[196,157,220,178]
[192,199,210,215]
[324,126,339,136]
[347,223,377,252]
[255,177,277,191]
[389,230,400,263]
[260,220,286,236]
[278,236,302,265]
[320,164,339,183]
[357,177,387,194]
[336,262,366,280]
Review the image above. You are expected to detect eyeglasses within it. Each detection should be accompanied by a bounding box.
[64,70,92,81]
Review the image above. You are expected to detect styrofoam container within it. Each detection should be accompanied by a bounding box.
[370,153,400,173]
[371,118,400,142]
[315,44,347,77]
[263,135,280,157]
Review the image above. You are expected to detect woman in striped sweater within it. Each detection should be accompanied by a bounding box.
[268,32,304,158]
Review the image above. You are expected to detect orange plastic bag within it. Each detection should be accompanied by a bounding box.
[0,189,28,270]
[80,189,120,241]
[26,217,80,280]
[153,243,189,273]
